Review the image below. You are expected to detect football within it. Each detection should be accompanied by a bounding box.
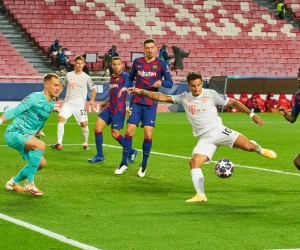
[214,158,234,178]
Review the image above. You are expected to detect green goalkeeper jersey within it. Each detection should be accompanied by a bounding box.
[4,92,54,135]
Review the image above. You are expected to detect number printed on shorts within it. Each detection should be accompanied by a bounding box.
[127,108,132,119]
[80,109,87,115]
[222,127,232,136]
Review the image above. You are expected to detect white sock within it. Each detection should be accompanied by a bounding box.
[250,140,263,154]
[57,122,64,144]
[191,168,205,196]
[82,126,89,145]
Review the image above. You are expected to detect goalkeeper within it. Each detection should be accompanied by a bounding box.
[1,73,61,196]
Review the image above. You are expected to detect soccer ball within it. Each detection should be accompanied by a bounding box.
[214,158,234,178]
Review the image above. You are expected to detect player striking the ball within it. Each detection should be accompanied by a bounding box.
[128,71,276,202]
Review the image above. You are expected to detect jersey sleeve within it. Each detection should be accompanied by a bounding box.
[212,90,229,106]
[3,94,36,120]
[87,76,95,90]
[160,60,173,89]
[171,92,186,105]
[292,92,300,115]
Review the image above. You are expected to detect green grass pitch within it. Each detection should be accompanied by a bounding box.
[0,112,299,250]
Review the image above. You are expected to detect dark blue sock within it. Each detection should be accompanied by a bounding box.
[95,132,104,157]
[115,134,124,146]
[142,138,152,166]
[122,135,132,165]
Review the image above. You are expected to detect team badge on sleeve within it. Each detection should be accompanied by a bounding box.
[218,93,226,100]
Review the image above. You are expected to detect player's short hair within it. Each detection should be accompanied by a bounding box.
[186,71,202,83]
[298,68,300,77]
[144,38,156,46]
[111,56,121,62]
[43,73,59,82]
[75,55,85,62]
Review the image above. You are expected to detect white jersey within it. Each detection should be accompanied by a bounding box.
[172,89,229,137]
[63,71,95,107]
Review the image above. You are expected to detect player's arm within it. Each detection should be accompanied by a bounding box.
[128,87,174,103]
[101,97,110,108]
[278,106,298,123]
[90,87,96,107]
[227,99,264,126]
[160,60,173,88]
[0,95,35,123]
[119,62,136,96]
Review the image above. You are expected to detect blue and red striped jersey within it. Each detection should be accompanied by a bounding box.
[106,71,129,114]
[292,90,300,115]
[125,57,173,106]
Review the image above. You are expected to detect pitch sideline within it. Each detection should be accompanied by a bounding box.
[0,213,101,250]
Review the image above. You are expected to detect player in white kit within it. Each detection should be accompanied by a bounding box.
[128,72,277,202]
[51,55,96,150]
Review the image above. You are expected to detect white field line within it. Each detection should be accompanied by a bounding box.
[0,213,101,250]
[1,143,300,250]
[0,142,299,177]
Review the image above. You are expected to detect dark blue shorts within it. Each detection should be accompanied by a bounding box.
[127,102,157,127]
[99,109,125,130]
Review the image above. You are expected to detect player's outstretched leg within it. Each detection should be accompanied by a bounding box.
[5,177,24,192]
[250,140,277,159]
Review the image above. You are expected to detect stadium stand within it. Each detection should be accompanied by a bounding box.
[252,92,266,112]
[1,0,300,80]
[278,93,292,110]
[0,31,40,80]
[239,92,249,106]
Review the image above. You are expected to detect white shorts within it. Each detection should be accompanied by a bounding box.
[59,102,88,124]
[192,125,240,162]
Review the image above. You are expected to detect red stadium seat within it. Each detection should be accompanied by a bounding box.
[239,92,248,106]
[278,99,291,111]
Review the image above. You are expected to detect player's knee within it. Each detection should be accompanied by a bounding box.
[36,141,46,151]
[111,130,119,139]
[58,117,66,123]
[293,153,300,170]
[94,125,101,133]
[189,158,200,169]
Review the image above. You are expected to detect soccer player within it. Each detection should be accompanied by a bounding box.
[128,71,277,202]
[88,56,138,163]
[115,38,173,177]
[51,55,96,150]
[278,69,300,169]
[2,73,61,196]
